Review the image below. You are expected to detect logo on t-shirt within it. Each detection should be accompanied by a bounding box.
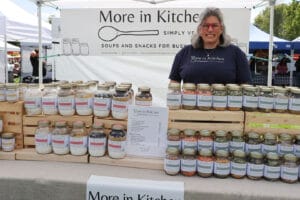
[191,56,224,63]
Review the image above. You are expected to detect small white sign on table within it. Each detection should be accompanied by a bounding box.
[87,175,184,200]
[126,105,168,158]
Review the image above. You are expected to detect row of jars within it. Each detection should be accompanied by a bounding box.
[167,83,300,114]
[35,120,127,159]
[164,148,300,183]
[167,128,300,157]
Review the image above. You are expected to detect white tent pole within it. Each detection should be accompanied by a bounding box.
[4,16,8,83]
[38,0,43,86]
[267,0,275,86]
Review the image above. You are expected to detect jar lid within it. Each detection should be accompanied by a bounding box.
[199,148,212,157]
[183,129,196,136]
[168,82,181,89]
[60,84,72,89]
[72,120,85,128]
[37,119,50,127]
[284,153,297,162]
[182,83,196,90]
[77,83,89,89]
[211,83,224,87]
[279,133,293,141]
[183,148,196,156]
[241,84,252,88]
[58,80,69,84]
[138,86,151,92]
[213,84,226,90]
[120,82,132,87]
[167,128,180,136]
[228,84,241,91]
[111,124,125,131]
[197,83,211,90]
[97,84,110,91]
[248,132,260,139]
[260,86,273,92]
[244,86,257,91]
[290,88,300,94]
[104,81,117,87]
[233,150,246,158]
[215,130,227,137]
[250,151,263,159]
[28,83,39,88]
[43,83,56,88]
[274,86,288,93]
[1,132,15,139]
[87,80,99,84]
[199,129,212,137]
[231,130,243,137]
[266,152,279,160]
[166,147,180,155]
[92,122,104,129]
[216,150,229,157]
[55,120,67,127]
[115,85,128,92]
[264,132,276,140]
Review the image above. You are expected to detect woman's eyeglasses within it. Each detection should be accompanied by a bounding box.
[201,23,221,30]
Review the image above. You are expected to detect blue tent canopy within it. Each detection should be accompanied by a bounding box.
[292,36,300,52]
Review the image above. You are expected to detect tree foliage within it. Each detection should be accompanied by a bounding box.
[254,0,300,40]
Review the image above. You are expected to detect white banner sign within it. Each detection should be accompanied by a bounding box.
[61,8,250,56]
[87,175,184,200]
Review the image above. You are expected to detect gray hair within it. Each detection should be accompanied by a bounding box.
[191,7,231,49]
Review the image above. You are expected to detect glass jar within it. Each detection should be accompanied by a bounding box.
[167,82,181,110]
[120,82,134,105]
[75,83,93,115]
[164,147,181,175]
[1,133,15,152]
[18,83,27,101]
[214,150,230,178]
[227,84,243,111]
[57,84,75,116]
[264,152,281,181]
[294,134,300,157]
[5,83,19,103]
[229,130,245,152]
[243,86,258,111]
[247,151,264,180]
[245,132,262,153]
[52,121,70,155]
[197,148,214,177]
[167,128,181,151]
[35,119,52,154]
[278,133,294,156]
[212,84,227,111]
[88,122,107,157]
[258,86,274,113]
[231,150,247,179]
[182,83,197,110]
[111,86,130,120]
[262,132,278,154]
[70,121,87,156]
[86,80,99,92]
[181,129,197,150]
[197,129,213,151]
[181,148,196,176]
[135,86,152,106]
[104,81,117,94]
[24,84,42,115]
[108,124,126,159]
[281,154,298,183]
[213,130,229,153]
[42,83,58,115]
[93,84,112,118]
[273,87,289,113]
[0,83,5,102]
[196,84,212,111]
[289,88,300,114]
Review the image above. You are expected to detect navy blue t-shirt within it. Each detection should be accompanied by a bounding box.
[169,44,252,84]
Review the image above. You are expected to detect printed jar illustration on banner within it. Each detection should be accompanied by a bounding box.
[57,84,75,116]
[108,124,126,159]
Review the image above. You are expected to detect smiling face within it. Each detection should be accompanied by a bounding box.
[199,16,223,49]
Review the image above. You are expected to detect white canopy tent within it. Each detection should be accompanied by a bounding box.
[0,40,20,51]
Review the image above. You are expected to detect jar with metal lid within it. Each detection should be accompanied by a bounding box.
[167,128,181,151]
[273,87,289,113]
[212,84,227,111]
[1,133,15,152]
[181,148,196,176]
[135,86,152,106]
[182,129,197,150]
[57,84,75,116]
[227,84,243,111]
[247,151,264,180]
[164,147,181,175]
[5,83,19,103]
[86,80,99,92]
[75,83,93,115]
[52,121,70,155]
[197,148,214,177]
[167,82,181,110]
[258,86,274,112]
[197,84,212,111]
[197,130,213,151]
[245,132,262,153]
[182,83,197,110]
[213,130,229,152]
[229,130,245,152]
[120,82,134,105]
[264,152,281,181]
[289,88,300,114]
[42,83,58,115]
[262,132,278,154]
[88,122,107,157]
[93,84,112,118]
[231,150,247,179]
[70,121,88,156]
[108,124,126,159]
[281,154,298,183]
[111,86,130,120]
[278,133,294,156]
[35,119,52,154]
[24,84,42,115]
[243,86,258,111]
[104,81,117,93]
[214,150,230,178]
[294,134,300,157]
[0,83,5,101]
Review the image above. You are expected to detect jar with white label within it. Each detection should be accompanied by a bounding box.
[227,84,243,111]
[245,132,262,153]
[35,119,52,154]
[120,82,134,105]
[0,83,5,102]
[182,83,197,110]
[111,86,129,120]
[197,148,214,177]
[247,151,264,180]
[52,121,70,155]
[108,124,126,159]
[198,130,213,151]
[278,133,294,156]
[5,83,19,103]
[273,87,289,113]
[231,150,247,179]
[167,82,181,110]
[181,148,196,176]
[281,154,298,183]
[214,150,230,178]
[213,130,229,152]
[75,83,93,115]
[70,121,87,156]
[24,84,42,115]
[88,122,107,157]
[294,134,300,157]
[42,83,58,115]
[264,152,281,181]
[18,83,27,101]
[167,128,181,151]
[135,86,152,106]
[58,84,75,116]
[164,147,181,176]
[243,86,258,111]
[258,86,274,112]
[182,129,197,150]
[93,84,112,118]
[1,133,15,152]
[262,132,278,154]
[289,88,300,114]
[212,84,227,111]
[230,130,245,153]
[197,84,212,111]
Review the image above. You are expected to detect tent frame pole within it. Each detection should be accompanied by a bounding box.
[267,0,275,86]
